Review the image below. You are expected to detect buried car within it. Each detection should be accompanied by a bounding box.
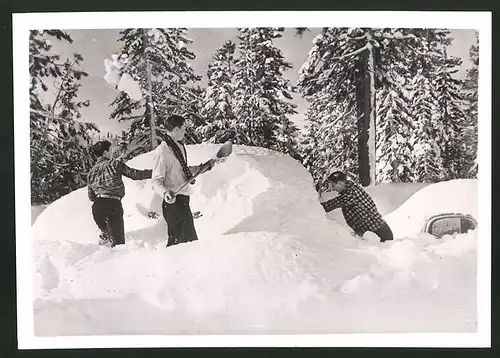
[382,179,478,240]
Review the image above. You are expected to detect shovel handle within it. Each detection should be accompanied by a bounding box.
[171,141,232,197]
[171,159,212,196]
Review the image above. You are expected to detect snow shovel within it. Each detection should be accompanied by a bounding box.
[165,141,233,203]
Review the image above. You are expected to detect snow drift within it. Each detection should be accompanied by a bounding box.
[384,179,478,239]
[32,145,478,336]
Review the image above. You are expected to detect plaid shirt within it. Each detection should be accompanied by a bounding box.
[321,180,386,233]
[87,157,152,201]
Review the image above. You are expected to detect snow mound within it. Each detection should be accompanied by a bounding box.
[37,232,372,316]
[33,144,351,300]
[32,145,478,335]
[339,230,477,297]
[33,144,345,244]
[384,179,478,238]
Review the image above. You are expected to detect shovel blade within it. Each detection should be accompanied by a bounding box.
[216,141,233,159]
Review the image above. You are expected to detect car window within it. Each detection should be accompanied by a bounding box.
[430,217,461,238]
[460,217,477,233]
[427,214,477,238]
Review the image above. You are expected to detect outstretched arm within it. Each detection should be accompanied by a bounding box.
[116,160,152,180]
[320,191,355,213]
[188,159,215,175]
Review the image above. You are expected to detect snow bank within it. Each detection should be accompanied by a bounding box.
[34,229,477,335]
[35,233,370,319]
[32,145,478,336]
[33,144,351,301]
[32,188,99,244]
[384,179,478,239]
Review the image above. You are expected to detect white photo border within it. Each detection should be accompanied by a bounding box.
[13,10,492,349]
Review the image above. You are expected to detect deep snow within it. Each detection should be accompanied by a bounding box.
[32,144,478,336]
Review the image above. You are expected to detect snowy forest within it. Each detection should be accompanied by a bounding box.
[30,27,479,204]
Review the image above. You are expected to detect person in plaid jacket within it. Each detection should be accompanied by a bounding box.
[87,140,152,247]
[320,171,394,242]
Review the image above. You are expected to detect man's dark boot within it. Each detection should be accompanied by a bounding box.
[98,231,112,247]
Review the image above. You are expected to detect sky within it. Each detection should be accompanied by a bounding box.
[42,28,477,135]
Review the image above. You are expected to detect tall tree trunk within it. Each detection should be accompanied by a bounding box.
[143,29,157,150]
[366,41,377,186]
[356,53,368,184]
[248,109,253,145]
[357,39,377,187]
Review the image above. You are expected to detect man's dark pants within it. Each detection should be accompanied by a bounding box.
[355,223,394,242]
[162,194,198,247]
[92,198,125,246]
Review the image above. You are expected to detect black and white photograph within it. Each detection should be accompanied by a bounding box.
[14,11,491,349]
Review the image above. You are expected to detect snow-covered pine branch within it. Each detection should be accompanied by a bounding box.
[332,44,368,60]
[109,28,203,152]
[30,29,96,203]
[233,28,299,154]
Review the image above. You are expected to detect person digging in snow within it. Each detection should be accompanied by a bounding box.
[152,115,216,247]
[320,171,394,242]
[87,140,152,247]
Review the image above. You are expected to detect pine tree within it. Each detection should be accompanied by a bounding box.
[300,95,359,190]
[400,29,468,181]
[461,32,479,178]
[408,71,446,182]
[375,88,414,182]
[178,84,206,144]
[30,30,97,204]
[109,28,201,157]
[297,28,360,187]
[298,27,470,185]
[402,30,449,182]
[370,28,442,184]
[233,28,299,156]
[433,45,467,179]
[298,28,422,185]
[298,29,361,187]
[199,40,238,143]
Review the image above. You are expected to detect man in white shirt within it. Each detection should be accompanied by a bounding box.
[151,115,215,247]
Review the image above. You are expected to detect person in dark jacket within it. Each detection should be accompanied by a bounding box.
[320,171,394,242]
[87,140,152,247]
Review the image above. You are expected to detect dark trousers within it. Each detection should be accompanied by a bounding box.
[92,198,125,246]
[162,194,198,247]
[355,223,394,242]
